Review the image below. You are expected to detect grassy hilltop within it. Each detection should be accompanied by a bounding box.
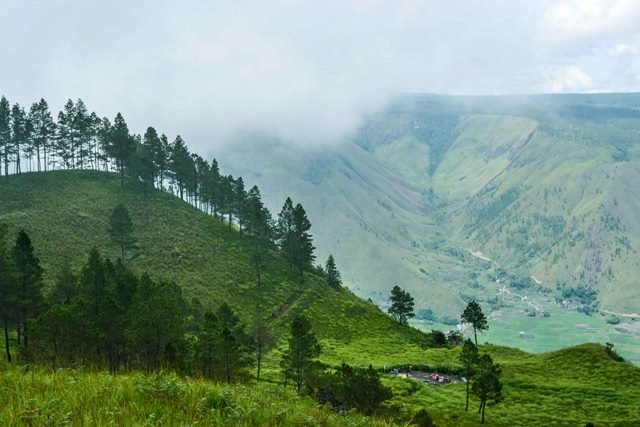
[1,170,640,426]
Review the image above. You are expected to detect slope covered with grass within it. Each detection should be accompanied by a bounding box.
[0,363,396,426]
[0,170,425,362]
[2,342,639,426]
[2,170,640,426]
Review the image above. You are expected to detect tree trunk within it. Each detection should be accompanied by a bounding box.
[254,249,262,287]
[481,400,486,423]
[3,317,11,363]
[474,327,478,346]
[257,349,262,382]
[465,378,469,411]
[120,159,125,187]
[22,320,29,364]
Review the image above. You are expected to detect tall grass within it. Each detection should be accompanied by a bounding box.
[0,363,398,426]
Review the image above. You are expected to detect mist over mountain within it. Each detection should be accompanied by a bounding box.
[218,93,640,362]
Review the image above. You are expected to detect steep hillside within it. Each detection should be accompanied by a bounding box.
[0,170,425,358]
[217,135,475,315]
[216,93,640,362]
[2,170,640,426]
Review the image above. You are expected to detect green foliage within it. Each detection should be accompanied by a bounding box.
[283,315,321,393]
[0,365,397,426]
[12,229,44,362]
[388,286,415,325]
[330,363,393,415]
[605,342,624,362]
[108,203,136,262]
[324,254,342,289]
[471,354,502,424]
[411,409,434,427]
[461,300,488,346]
[0,170,426,366]
[459,339,479,412]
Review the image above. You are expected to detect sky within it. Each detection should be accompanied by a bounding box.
[1,0,640,149]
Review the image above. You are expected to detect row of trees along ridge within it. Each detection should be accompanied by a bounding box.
[0,95,339,285]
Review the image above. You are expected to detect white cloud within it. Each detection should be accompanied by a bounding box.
[539,65,593,93]
[0,1,639,150]
[543,0,640,41]
[609,43,640,56]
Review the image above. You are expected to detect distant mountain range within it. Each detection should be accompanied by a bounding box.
[218,93,640,359]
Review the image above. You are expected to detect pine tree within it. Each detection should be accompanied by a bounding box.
[56,99,76,169]
[252,303,274,382]
[233,177,247,237]
[88,112,101,169]
[196,310,219,378]
[291,203,315,281]
[108,203,136,262]
[471,354,502,424]
[388,285,415,325]
[96,117,112,171]
[28,99,55,172]
[459,339,479,412]
[224,175,234,231]
[127,274,187,371]
[142,127,161,186]
[324,254,342,289]
[283,315,320,393]
[12,229,44,363]
[246,186,273,286]
[0,96,11,176]
[216,302,253,383]
[0,223,16,362]
[74,99,92,169]
[168,135,191,199]
[78,247,109,364]
[105,113,135,186]
[461,300,488,346]
[48,261,78,305]
[157,134,170,189]
[207,158,221,218]
[11,104,30,174]
[277,198,295,265]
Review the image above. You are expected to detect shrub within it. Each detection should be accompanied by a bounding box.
[330,363,392,415]
[413,409,435,427]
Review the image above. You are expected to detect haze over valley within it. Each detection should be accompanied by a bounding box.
[2,1,640,425]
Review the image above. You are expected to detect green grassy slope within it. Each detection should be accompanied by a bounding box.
[2,342,639,426]
[0,363,396,426]
[2,170,640,426]
[383,343,640,426]
[0,170,425,360]
[217,136,472,316]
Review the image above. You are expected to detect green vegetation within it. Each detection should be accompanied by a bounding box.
[3,90,640,424]
[0,171,421,347]
[0,363,396,426]
[216,93,640,362]
[388,285,415,325]
[1,171,640,425]
[461,300,488,346]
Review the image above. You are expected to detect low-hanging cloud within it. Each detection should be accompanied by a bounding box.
[1,0,639,151]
